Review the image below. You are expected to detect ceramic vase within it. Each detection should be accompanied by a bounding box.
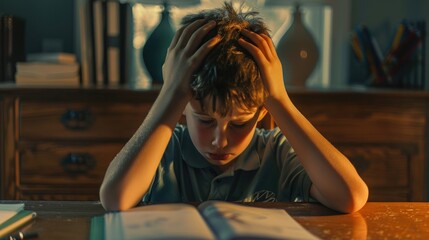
[142,2,175,84]
[276,4,319,87]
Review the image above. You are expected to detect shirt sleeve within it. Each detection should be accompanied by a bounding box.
[142,125,185,203]
[268,128,313,202]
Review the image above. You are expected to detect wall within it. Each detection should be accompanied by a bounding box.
[0,0,74,54]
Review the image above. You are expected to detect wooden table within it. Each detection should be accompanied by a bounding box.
[1,201,429,239]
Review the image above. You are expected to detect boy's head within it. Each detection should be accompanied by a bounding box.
[181,2,270,117]
[181,2,270,172]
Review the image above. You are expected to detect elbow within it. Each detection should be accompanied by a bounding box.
[99,181,146,211]
[339,182,369,213]
[317,179,369,213]
[99,183,132,212]
[99,183,120,211]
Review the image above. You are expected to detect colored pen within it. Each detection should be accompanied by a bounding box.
[0,231,38,240]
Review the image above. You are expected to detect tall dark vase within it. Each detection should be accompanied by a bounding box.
[142,2,175,84]
[276,4,319,87]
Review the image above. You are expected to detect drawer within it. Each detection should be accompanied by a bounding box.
[299,101,426,143]
[18,141,123,186]
[19,100,151,140]
[338,143,413,188]
[335,142,418,201]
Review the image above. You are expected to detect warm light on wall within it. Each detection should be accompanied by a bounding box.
[125,0,348,88]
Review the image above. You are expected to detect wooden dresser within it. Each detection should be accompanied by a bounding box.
[0,86,428,201]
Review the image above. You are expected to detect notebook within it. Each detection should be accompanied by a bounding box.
[0,203,37,237]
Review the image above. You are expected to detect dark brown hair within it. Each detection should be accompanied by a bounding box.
[181,2,269,116]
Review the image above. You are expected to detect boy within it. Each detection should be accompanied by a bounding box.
[100,2,368,213]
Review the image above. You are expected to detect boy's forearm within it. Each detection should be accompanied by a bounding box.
[266,94,368,213]
[100,87,190,211]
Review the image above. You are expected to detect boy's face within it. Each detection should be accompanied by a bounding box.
[184,96,266,172]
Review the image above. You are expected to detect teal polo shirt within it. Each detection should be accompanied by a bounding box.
[142,125,312,203]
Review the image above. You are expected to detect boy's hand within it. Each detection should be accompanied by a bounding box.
[238,29,287,104]
[162,19,220,99]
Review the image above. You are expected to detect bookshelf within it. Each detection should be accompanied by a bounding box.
[350,0,429,89]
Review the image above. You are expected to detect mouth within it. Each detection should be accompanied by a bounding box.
[208,153,231,161]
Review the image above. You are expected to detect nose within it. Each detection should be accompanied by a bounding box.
[212,124,228,149]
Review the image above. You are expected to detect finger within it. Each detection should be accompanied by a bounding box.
[170,19,205,49]
[176,19,208,49]
[260,34,278,58]
[190,34,221,63]
[240,29,273,60]
[237,37,267,67]
[169,26,185,50]
[185,20,218,54]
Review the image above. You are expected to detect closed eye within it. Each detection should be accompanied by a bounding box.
[199,118,214,125]
[230,121,249,128]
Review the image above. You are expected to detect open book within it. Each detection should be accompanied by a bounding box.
[90,201,319,240]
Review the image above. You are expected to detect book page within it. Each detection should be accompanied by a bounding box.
[0,203,24,225]
[105,203,215,240]
[0,212,16,225]
[198,201,319,240]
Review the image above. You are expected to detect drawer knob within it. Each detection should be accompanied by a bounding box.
[61,153,96,174]
[61,109,94,130]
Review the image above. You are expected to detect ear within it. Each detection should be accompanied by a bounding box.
[256,107,275,129]
[183,103,190,116]
[256,107,268,122]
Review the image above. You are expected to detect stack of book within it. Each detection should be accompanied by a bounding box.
[351,20,426,89]
[0,15,26,83]
[15,52,80,86]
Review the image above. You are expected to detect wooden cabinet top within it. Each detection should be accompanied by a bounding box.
[1,84,429,99]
